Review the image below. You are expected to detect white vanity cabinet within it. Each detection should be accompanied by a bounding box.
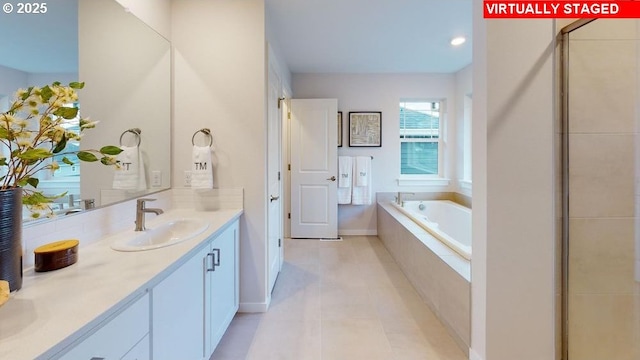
[205,222,240,355]
[151,244,209,360]
[152,219,239,360]
[58,293,150,360]
[54,218,239,360]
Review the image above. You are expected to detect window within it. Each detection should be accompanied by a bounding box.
[462,94,472,182]
[399,100,442,176]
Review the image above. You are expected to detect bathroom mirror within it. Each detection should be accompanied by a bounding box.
[0,0,171,222]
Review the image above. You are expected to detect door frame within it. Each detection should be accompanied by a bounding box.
[266,49,285,295]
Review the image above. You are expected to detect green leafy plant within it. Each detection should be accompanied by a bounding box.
[0,81,122,218]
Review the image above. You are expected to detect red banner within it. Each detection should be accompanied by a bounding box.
[484,1,640,18]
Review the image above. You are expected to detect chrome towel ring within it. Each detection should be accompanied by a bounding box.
[192,128,213,147]
[119,128,142,147]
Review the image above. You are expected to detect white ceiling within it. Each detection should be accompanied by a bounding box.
[265,0,472,74]
[3,0,472,75]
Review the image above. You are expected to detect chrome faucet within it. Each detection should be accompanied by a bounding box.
[135,198,164,231]
[397,192,415,206]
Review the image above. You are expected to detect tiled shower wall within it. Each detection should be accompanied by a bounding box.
[567,19,640,360]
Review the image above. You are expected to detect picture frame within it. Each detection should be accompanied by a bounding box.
[337,111,343,147]
[349,111,381,147]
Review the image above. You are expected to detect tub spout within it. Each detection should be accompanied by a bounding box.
[397,192,415,206]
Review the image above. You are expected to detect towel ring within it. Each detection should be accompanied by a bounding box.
[119,128,142,147]
[192,128,213,147]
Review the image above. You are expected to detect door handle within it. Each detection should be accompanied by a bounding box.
[213,248,221,267]
[326,176,336,181]
[206,252,215,272]
[270,195,280,202]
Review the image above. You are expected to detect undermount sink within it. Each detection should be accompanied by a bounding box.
[111,218,210,252]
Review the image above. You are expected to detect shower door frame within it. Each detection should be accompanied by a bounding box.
[558,18,597,360]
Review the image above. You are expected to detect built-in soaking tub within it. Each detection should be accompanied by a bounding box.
[377,199,471,355]
[391,200,472,260]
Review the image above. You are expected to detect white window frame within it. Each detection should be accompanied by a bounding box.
[398,99,447,186]
[460,94,472,192]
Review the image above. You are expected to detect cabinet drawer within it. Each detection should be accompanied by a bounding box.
[59,293,149,360]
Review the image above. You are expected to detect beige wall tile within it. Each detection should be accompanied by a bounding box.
[569,134,634,218]
[437,262,471,346]
[569,40,636,134]
[569,19,638,40]
[568,294,640,360]
[569,218,636,294]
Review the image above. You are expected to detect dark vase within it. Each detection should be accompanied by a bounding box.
[0,188,22,292]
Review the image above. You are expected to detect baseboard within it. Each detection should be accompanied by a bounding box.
[469,348,484,360]
[338,229,378,236]
[238,301,269,313]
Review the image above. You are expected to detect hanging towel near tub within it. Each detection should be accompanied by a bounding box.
[355,156,370,186]
[337,156,352,204]
[192,145,214,189]
[338,156,352,187]
[112,145,147,191]
[351,156,372,205]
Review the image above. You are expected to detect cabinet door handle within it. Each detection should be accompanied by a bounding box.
[90,358,106,360]
[206,252,215,272]
[213,248,221,267]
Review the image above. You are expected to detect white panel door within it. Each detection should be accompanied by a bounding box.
[267,62,283,293]
[290,99,338,239]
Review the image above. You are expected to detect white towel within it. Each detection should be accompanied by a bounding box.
[112,146,147,191]
[355,156,370,186]
[338,156,352,188]
[192,145,214,189]
[337,156,352,204]
[351,156,372,205]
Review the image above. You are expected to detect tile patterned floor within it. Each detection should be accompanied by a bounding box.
[211,236,468,360]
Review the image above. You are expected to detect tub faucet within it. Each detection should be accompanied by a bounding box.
[135,198,164,231]
[397,192,415,206]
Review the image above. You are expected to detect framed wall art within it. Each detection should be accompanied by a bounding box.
[337,111,343,147]
[349,111,381,147]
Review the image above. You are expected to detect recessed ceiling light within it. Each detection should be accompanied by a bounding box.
[451,37,466,46]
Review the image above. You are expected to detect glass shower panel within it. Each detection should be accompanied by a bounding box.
[566,19,640,360]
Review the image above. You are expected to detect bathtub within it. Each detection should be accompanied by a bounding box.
[378,199,471,352]
[391,200,472,260]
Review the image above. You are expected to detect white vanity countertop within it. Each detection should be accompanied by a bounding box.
[0,208,243,360]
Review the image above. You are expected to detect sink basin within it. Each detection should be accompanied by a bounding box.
[111,218,210,252]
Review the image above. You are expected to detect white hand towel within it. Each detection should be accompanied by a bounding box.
[192,145,214,189]
[355,156,370,187]
[338,156,352,188]
[112,146,146,191]
[351,156,372,205]
[337,156,353,204]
